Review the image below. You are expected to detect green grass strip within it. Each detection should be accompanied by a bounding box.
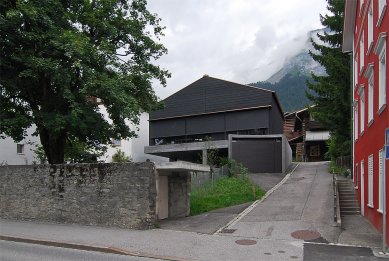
[190,176,265,216]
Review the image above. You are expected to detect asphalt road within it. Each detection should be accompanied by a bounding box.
[0,240,160,261]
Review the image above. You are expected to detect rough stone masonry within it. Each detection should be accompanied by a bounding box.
[0,162,157,229]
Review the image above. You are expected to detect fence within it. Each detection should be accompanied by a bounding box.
[335,155,352,169]
[191,166,228,189]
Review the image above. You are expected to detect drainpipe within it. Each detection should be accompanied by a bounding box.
[384,75,389,253]
[349,52,354,180]
[382,136,388,254]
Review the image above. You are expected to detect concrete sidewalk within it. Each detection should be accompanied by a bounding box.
[0,219,304,261]
[0,162,387,260]
[159,202,251,234]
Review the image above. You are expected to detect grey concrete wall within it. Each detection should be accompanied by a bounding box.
[168,172,190,218]
[0,163,157,229]
[270,99,284,134]
[282,135,293,173]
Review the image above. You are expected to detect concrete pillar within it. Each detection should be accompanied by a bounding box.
[168,172,190,218]
[202,149,207,165]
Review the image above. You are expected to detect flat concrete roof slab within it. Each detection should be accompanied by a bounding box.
[145,140,228,155]
[155,161,210,172]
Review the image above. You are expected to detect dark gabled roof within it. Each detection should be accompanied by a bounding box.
[150,75,283,120]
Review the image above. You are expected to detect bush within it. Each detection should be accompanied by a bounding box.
[219,158,249,177]
[112,149,131,163]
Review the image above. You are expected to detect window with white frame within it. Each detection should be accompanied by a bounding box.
[379,45,386,109]
[378,148,384,212]
[360,33,365,72]
[111,139,121,147]
[378,0,387,26]
[368,73,374,123]
[374,34,386,110]
[354,103,359,140]
[368,3,373,51]
[359,87,365,134]
[368,154,373,207]
[16,144,24,154]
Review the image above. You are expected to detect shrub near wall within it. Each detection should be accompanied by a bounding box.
[0,162,157,229]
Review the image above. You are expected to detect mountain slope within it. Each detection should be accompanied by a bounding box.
[251,72,313,113]
[250,29,327,112]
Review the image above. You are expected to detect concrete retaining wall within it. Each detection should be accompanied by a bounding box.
[0,163,157,229]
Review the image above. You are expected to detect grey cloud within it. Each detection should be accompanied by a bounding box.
[147,0,328,99]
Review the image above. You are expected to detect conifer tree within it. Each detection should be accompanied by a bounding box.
[307,0,351,158]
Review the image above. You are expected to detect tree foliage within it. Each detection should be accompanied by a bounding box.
[0,0,169,163]
[307,0,351,159]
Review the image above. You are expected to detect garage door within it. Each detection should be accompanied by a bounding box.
[231,138,282,173]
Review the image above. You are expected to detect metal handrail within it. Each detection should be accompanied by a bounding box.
[333,170,337,222]
[333,170,341,226]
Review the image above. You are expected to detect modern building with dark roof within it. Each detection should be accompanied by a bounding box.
[145,75,291,173]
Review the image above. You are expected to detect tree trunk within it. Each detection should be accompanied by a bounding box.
[39,127,66,164]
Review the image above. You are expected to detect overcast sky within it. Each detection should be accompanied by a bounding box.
[147,0,329,99]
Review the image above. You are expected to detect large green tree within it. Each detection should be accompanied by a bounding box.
[307,0,351,159]
[0,0,169,163]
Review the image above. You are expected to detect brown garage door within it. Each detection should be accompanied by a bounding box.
[231,138,282,173]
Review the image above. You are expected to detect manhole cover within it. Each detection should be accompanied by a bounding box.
[220,228,236,234]
[291,230,321,240]
[235,239,257,245]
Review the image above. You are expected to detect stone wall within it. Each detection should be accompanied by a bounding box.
[0,163,157,229]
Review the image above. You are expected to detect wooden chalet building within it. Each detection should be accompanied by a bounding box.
[343,0,389,247]
[283,107,330,162]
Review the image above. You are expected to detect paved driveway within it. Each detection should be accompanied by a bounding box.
[160,166,289,234]
[225,162,339,242]
[218,162,385,260]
